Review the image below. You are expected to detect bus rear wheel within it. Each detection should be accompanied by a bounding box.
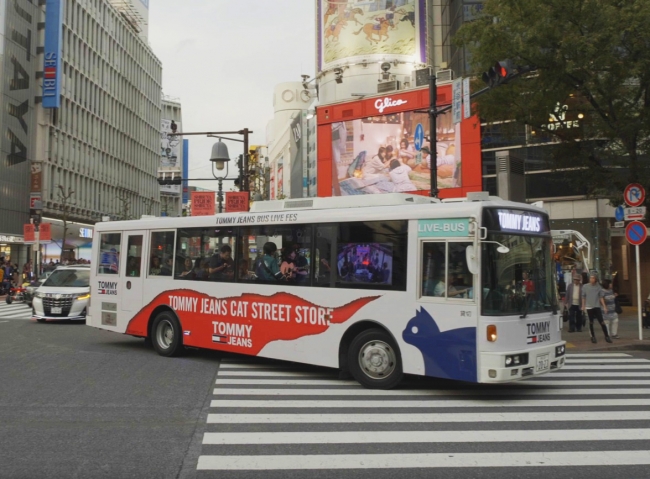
[348,329,403,389]
[151,312,183,357]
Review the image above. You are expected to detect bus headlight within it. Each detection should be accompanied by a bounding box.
[555,345,566,357]
[505,353,529,367]
[487,324,497,342]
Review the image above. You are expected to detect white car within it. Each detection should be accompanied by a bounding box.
[32,265,91,323]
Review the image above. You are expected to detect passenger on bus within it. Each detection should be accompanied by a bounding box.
[192,258,208,281]
[149,256,162,275]
[238,258,256,281]
[177,258,194,279]
[208,245,234,280]
[255,242,284,281]
[161,256,173,276]
[126,256,140,277]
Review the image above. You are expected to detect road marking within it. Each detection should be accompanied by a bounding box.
[197,450,650,470]
[217,370,328,377]
[213,387,650,396]
[219,363,308,370]
[566,359,650,363]
[566,353,632,357]
[563,365,650,370]
[551,372,650,377]
[210,398,650,408]
[216,378,650,387]
[207,411,650,424]
[0,320,8,323]
[203,428,650,445]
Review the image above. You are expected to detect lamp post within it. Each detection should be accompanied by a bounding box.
[209,140,237,213]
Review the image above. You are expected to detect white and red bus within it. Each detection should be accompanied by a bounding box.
[88,193,566,389]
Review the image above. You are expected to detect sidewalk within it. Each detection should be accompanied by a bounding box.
[564,306,650,352]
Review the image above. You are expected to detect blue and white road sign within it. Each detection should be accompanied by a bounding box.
[414,123,424,151]
[626,221,647,246]
[615,205,625,222]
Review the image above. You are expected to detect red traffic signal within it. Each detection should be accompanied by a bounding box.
[482,61,512,88]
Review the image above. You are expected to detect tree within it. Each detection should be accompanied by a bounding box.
[56,185,75,262]
[456,0,650,202]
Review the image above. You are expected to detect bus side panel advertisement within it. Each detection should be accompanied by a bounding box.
[125,290,380,354]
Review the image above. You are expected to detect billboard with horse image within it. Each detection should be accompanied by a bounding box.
[318,0,426,71]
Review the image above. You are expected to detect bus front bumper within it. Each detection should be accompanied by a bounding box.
[479,341,566,383]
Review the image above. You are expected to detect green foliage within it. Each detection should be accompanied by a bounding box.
[456,0,650,201]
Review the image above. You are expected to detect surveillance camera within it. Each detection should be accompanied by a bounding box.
[381,62,391,72]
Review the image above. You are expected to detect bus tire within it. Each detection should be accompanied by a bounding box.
[6,296,12,305]
[348,328,403,390]
[151,312,183,357]
[36,318,46,323]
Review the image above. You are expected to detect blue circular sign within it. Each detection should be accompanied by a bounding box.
[615,205,625,222]
[626,221,647,245]
[414,124,424,152]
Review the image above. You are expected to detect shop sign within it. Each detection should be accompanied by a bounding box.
[374,97,408,114]
[79,228,93,239]
[0,235,24,243]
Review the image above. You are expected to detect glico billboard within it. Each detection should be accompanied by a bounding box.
[316,85,482,198]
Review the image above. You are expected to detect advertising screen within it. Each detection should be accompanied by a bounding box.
[337,243,393,285]
[331,109,460,196]
[318,0,425,71]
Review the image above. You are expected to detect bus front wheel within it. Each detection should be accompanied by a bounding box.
[348,329,403,389]
[151,312,183,357]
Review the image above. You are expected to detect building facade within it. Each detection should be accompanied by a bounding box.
[34,0,163,233]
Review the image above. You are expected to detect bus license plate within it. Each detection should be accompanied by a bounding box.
[536,354,549,372]
[51,307,62,314]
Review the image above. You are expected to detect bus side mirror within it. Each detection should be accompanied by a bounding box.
[466,245,479,275]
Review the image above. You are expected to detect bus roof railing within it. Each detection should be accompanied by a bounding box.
[250,193,439,213]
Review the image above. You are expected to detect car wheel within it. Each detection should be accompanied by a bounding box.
[36,318,46,323]
[348,328,403,390]
[151,311,183,357]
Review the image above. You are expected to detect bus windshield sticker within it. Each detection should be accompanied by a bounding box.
[124,291,380,355]
[417,219,469,237]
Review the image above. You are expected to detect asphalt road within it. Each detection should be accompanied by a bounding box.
[1,307,650,479]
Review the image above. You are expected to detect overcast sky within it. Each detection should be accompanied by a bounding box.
[148,0,315,191]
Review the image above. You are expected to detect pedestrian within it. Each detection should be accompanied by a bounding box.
[581,273,612,343]
[600,279,618,339]
[565,275,583,332]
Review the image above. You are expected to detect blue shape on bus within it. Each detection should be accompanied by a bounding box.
[402,309,477,382]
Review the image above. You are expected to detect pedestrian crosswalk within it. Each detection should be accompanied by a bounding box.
[0,301,32,320]
[196,352,650,478]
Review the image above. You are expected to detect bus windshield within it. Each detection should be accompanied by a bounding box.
[482,234,557,316]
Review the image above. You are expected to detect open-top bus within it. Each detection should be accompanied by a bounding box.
[88,192,565,389]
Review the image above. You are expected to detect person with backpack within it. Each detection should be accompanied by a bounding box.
[255,242,284,281]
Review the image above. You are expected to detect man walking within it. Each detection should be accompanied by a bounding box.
[565,275,583,332]
[582,273,612,343]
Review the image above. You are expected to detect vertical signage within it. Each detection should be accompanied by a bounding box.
[225,192,250,213]
[40,223,52,242]
[463,77,471,119]
[24,224,35,243]
[43,0,64,108]
[452,78,462,124]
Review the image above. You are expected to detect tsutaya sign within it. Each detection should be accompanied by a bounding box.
[374,97,408,114]
[418,219,470,237]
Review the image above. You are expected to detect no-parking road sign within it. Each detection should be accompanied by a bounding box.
[626,221,648,246]
[624,183,645,207]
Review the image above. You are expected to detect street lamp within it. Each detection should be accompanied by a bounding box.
[209,140,233,213]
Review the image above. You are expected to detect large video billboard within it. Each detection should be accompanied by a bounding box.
[160,119,181,195]
[318,0,426,71]
[331,109,460,196]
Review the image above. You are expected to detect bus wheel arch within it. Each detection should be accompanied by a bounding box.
[148,306,184,357]
[339,321,403,389]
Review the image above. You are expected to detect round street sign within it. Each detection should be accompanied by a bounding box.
[624,183,645,207]
[626,221,648,246]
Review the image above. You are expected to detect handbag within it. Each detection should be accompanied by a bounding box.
[562,307,569,322]
[582,311,587,327]
[614,297,623,314]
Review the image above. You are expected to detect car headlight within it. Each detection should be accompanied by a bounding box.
[75,294,90,301]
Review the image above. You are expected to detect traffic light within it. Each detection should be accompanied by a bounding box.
[481,60,513,88]
[157,171,182,185]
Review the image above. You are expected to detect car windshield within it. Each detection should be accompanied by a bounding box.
[482,233,557,316]
[42,269,90,288]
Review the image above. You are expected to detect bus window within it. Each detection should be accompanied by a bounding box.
[98,233,121,275]
[126,235,143,277]
[149,231,176,277]
[175,227,236,282]
[422,242,474,300]
[315,225,337,287]
[337,220,407,291]
[239,225,311,284]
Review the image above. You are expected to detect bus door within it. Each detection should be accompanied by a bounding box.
[414,238,478,381]
[121,231,146,312]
